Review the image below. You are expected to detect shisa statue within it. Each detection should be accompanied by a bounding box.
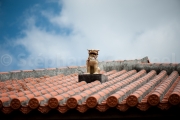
[78,49,107,83]
[86,49,100,74]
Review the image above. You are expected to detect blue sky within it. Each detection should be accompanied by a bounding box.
[0,0,180,72]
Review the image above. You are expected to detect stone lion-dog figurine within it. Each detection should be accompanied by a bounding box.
[86,49,100,74]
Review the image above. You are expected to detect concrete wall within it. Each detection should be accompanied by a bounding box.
[134,63,180,75]
[0,67,86,81]
[1,56,180,81]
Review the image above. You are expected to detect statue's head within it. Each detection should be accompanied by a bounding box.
[88,49,99,59]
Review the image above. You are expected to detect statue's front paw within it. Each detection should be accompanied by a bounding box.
[94,72,99,74]
[84,73,90,74]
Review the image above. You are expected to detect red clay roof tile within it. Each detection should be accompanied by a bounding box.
[0,72,9,74]
[0,68,179,115]
[168,77,180,105]
[158,78,179,110]
[148,71,178,106]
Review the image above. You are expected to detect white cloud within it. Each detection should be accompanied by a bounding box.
[133,21,180,62]
[15,0,180,70]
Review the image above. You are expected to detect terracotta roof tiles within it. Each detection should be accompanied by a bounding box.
[0,69,179,115]
[168,77,180,105]
[126,70,167,107]
[147,71,178,106]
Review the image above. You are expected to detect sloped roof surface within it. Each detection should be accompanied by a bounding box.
[0,68,180,115]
